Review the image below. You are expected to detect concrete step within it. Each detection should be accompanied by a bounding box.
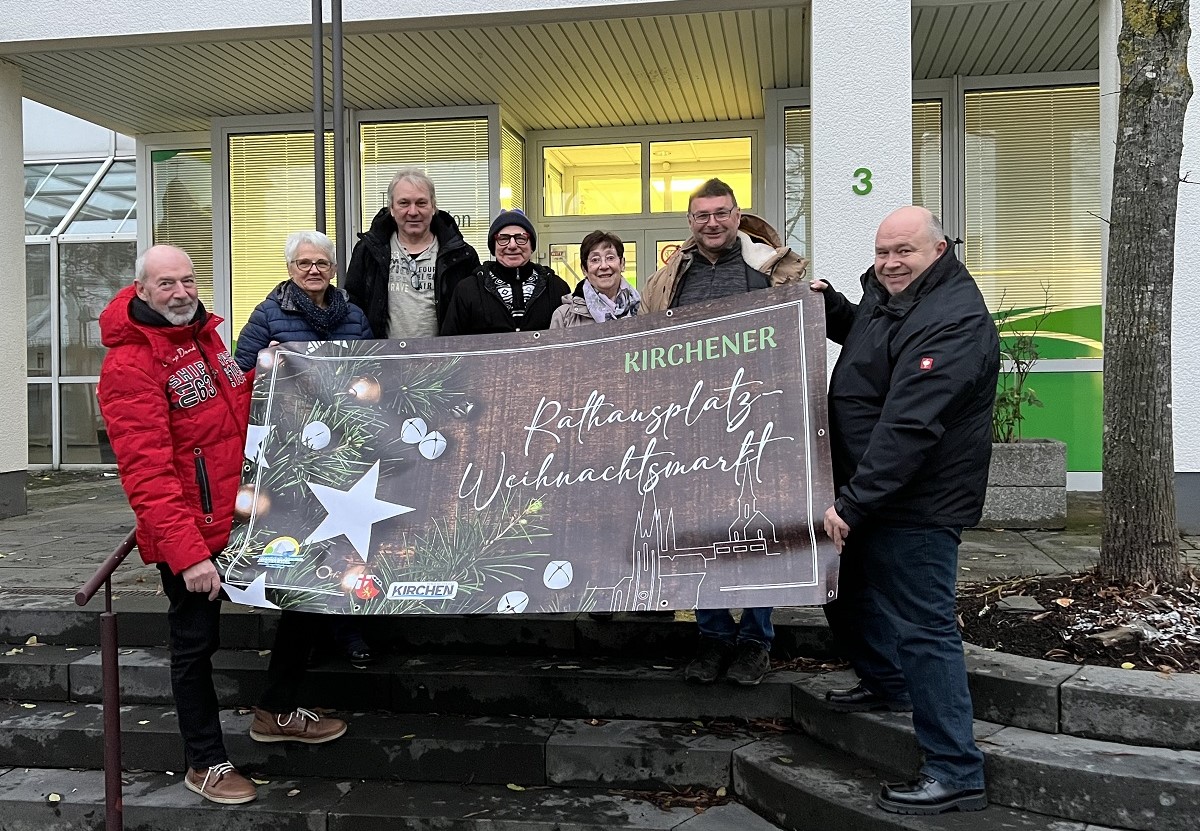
[0,702,759,790]
[0,600,835,657]
[6,637,1198,752]
[0,766,781,830]
[965,644,1200,751]
[734,734,1119,831]
[791,673,1200,831]
[3,647,806,721]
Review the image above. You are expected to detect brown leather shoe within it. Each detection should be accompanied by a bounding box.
[184,762,257,805]
[249,706,348,744]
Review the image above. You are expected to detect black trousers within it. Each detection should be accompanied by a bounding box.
[158,563,319,769]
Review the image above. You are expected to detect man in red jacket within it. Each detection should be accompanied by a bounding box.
[98,245,347,806]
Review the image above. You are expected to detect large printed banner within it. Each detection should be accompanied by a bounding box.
[216,284,838,614]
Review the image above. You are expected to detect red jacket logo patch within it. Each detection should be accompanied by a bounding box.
[919,357,934,371]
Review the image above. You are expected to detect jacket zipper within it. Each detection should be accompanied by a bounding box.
[193,448,213,514]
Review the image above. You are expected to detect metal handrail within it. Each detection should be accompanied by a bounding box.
[76,527,136,831]
[76,529,137,607]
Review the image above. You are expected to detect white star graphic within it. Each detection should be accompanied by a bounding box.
[222,573,280,610]
[304,461,414,560]
[244,424,274,468]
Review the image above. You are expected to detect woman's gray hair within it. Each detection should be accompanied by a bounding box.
[388,168,437,208]
[284,230,336,264]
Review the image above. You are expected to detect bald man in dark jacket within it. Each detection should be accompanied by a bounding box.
[813,206,999,816]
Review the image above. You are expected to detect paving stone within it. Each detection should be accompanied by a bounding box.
[956,533,1066,580]
[1020,531,1102,573]
[734,735,1090,831]
[983,726,1200,831]
[546,718,754,788]
[964,643,1076,733]
[673,803,781,830]
[327,779,693,830]
[994,595,1045,614]
[1061,664,1200,749]
[0,643,74,700]
[394,653,802,720]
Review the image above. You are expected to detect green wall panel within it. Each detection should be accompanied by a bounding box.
[1003,370,1101,471]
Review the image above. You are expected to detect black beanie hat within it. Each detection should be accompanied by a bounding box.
[488,209,537,253]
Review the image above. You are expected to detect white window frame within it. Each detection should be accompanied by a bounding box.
[526,120,766,236]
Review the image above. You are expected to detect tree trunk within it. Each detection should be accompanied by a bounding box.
[1101,0,1191,585]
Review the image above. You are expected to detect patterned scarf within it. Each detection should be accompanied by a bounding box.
[286,280,350,334]
[488,263,540,317]
[582,278,641,323]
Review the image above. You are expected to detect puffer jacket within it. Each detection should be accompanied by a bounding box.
[549,291,592,329]
[642,213,808,313]
[822,242,1000,530]
[98,285,252,574]
[344,207,481,337]
[233,280,373,371]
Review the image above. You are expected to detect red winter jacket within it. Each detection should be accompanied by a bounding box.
[98,285,252,574]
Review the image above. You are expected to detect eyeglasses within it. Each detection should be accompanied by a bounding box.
[494,233,531,246]
[291,258,334,273]
[688,208,735,225]
[587,253,622,267]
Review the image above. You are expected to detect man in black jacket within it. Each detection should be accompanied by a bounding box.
[344,168,481,338]
[812,206,999,816]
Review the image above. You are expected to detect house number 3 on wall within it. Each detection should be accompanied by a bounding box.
[852,167,873,196]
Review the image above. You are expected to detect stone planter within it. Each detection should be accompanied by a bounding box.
[977,438,1067,529]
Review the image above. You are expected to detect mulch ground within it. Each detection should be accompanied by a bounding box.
[958,568,1200,674]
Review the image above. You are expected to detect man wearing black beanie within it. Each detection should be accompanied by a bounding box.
[486,210,538,253]
[441,209,568,335]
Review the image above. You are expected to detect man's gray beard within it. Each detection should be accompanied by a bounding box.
[160,300,198,326]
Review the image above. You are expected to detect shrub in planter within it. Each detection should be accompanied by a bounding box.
[979,298,1067,529]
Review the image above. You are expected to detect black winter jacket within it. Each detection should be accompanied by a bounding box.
[822,243,1000,530]
[440,261,571,336]
[343,207,481,338]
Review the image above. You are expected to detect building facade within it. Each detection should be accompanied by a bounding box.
[4,0,1200,527]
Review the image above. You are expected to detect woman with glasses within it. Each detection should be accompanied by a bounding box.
[549,230,640,330]
[234,230,375,668]
[234,230,373,372]
[440,210,570,336]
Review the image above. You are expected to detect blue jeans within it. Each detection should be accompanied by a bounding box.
[696,607,774,648]
[822,525,984,790]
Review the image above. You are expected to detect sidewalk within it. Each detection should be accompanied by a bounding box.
[0,473,1195,596]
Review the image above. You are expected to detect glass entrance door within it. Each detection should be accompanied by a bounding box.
[543,233,641,289]
[539,227,687,290]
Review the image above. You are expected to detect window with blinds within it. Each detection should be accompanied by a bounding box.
[227,131,336,342]
[783,102,942,262]
[912,102,943,221]
[359,119,490,255]
[782,108,812,259]
[965,85,1102,360]
[500,126,525,212]
[151,149,215,309]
